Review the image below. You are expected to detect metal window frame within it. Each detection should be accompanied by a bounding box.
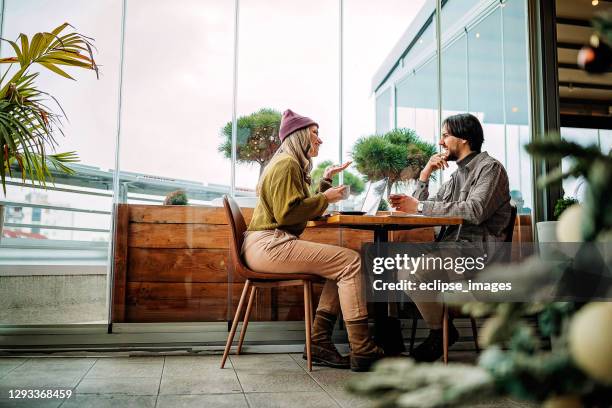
[527,0,562,224]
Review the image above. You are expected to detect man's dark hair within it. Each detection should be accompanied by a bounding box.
[442,113,484,152]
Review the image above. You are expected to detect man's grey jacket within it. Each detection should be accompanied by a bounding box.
[412,151,512,243]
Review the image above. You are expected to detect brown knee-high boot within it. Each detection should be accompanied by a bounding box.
[345,318,384,372]
[303,310,350,368]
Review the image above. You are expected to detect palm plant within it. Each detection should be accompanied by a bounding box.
[0,22,98,194]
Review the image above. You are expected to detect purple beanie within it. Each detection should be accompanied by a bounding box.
[279,109,318,142]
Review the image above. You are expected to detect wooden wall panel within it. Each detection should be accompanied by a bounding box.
[129,205,254,225]
[128,223,229,249]
[127,248,231,283]
[274,284,324,321]
[114,205,534,323]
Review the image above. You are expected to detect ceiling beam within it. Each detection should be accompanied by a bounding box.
[559,81,612,91]
[556,17,592,27]
[561,114,612,130]
[557,41,583,50]
[560,97,612,106]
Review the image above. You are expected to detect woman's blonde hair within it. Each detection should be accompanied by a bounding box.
[257,127,313,195]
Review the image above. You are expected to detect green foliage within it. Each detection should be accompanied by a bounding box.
[592,10,612,45]
[0,23,98,194]
[163,190,188,205]
[219,108,282,175]
[351,128,436,193]
[309,160,365,195]
[553,197,579,220]
[347,133,612,406]
[526,137,612,241]
[378,199,389,211]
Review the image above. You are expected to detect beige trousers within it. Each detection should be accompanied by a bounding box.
[242,229,368,321]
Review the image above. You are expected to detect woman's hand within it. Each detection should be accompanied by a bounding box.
[323,161,352,180]
[323,185,347,204]
[388,194,419,213]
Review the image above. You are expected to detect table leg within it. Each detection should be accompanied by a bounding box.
[371,227,405,355]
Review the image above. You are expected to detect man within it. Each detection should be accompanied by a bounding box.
[389,113,511,362]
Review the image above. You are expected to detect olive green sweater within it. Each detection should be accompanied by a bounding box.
[248,154,330,236]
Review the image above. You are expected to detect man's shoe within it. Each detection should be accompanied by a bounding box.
[411,323,459,362]
[303,343,350,369]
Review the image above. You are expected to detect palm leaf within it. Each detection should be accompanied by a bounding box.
[0,23,98,193]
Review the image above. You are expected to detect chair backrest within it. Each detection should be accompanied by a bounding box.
[488,203,518,264]
[504,203,518,243]
[223,195,250,279]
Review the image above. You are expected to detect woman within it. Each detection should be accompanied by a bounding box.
[242,109,383,371]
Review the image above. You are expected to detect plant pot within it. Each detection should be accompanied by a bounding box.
[537,221,558,243]
[537,221,558,260]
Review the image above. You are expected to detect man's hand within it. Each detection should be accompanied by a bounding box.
[420,152,449,182]
[388,194,419,213]
[323,161,352,180]
[323,185,347,204]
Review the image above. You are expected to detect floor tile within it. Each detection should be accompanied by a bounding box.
[0,359,28,378]
[86,359,163,379]
[158,370,242,395]
[290,353,338,372]
[13,358,96,370]
[246,391,339,408]
[156,394,249,408]
[0,398,64,408]
[0,373,82,399]
[163,356,229,377]
[59,394,156,408]
[75,377,160,396]
[237,371,320,393]
[307,370,372,408]
[230,354,303,374]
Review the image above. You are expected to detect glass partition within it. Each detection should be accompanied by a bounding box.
[0,0,537,333]
[114,0,235,324]
[0,0,122,324]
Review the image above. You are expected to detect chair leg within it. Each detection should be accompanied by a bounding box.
[220,280,251,369]
[309,282,315,327]
[409,316,418,354]
[470,317,480,353]
[303,281,313,372]
[236,286,257,355]
[442,306,449,365]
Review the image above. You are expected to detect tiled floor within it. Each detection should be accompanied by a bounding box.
[0,353,536,408]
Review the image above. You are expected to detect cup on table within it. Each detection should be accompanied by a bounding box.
[340,185,350,200]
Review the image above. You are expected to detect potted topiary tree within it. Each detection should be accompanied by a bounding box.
[0,23,98,239]
[536,197,579,243]
[351,128,437,197]
[218,108,282,178]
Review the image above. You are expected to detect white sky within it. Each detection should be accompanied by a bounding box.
[2,0,426,191]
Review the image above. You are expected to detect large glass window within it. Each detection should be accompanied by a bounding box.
[394,0,533,213]
[120,0,234,205]
[347,0,427,206]
[234,0,339,197]
[561,128,609,202]
[376,87,393,134]
[0,0,122,324]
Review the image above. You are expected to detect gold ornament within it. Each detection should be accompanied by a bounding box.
[569,302,612,384]
[542,395,582,408]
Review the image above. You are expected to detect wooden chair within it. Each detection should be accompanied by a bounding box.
[219,195,321,371]
[441,203,518,363]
